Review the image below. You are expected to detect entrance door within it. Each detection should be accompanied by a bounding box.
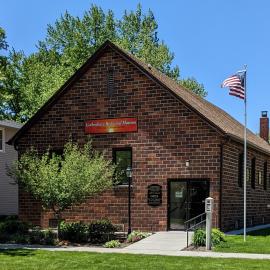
[168,180,209,230]
[168,181,187,230]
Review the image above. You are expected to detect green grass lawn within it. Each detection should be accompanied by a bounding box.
[0,249,269,270]
[214,228,270,254]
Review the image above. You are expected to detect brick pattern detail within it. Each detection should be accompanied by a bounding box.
[221,140,270,231]
[16,46,270,232]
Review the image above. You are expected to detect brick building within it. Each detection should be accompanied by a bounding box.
[8,41,270,232]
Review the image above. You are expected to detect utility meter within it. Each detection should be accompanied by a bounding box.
[205,197,213,213]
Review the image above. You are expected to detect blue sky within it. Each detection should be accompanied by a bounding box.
[1,0,269,133]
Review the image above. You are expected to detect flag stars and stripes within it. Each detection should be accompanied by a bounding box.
[221,74,245,99]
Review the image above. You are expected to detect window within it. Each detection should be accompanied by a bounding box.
[264,161,267,190]
[238,153,244,187]
[246,167,251,182]
[251,157,256,189]
[107,69,114,96]
[258,171,263,186]
[113,148,132,185]
[0,128,4,152]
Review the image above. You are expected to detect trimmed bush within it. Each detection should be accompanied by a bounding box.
[127,231,151,243]
[88,219,117,244]
[59,221,87,243]
[10,233,29,244]
[0,219,30,235]
[103,240,121,248]
[29,228,56,245]
[0,217,31,243]
[193,228,226,247]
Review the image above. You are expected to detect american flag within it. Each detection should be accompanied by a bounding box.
[221,73,245,99]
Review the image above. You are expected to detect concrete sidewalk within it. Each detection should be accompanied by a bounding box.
[1,243,270,259]
[124,231,190,252]
[1,229,270,260]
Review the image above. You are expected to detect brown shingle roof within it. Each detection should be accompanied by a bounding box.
[8,41,270,155]
[115,43,270,155]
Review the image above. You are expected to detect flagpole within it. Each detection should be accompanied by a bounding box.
[243,65,247,242]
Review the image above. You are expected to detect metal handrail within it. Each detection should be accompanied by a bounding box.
[184,212,205,228]
[184,212,206,248]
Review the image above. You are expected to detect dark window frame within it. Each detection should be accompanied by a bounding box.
[238,152,244,188]
[251,157,256,189]
[112,147,132,185]
[0,128,4,152]
[264,161,267,190]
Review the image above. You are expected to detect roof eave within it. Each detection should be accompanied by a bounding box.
[227,133,270,156]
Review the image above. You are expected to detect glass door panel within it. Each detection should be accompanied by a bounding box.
[169,181,187,230]
[168,180,209,230]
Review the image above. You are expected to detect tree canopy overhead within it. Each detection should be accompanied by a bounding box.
[0,4,207,122]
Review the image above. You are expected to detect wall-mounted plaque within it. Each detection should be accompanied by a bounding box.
[85,118,137,134]
[148,184,162,206]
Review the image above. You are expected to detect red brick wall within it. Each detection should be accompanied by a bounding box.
[221,140,270,231]
[17,46,224,231]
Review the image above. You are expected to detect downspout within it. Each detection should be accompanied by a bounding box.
[219,136,230,230]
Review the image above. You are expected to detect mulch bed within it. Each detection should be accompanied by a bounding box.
[182,245,209,251]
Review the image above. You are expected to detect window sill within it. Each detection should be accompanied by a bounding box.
[113,184,133,188]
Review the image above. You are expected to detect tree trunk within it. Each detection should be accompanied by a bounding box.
[55,212,62,239]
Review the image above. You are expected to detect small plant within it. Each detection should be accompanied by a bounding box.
[59,221,87,243]
[193,228,226,247]
[212,228,226,245]
[88,219,117,244]
[127,231,151,243]
[193,229,206,247]
[103,240,121,248]
[42,229,57,245]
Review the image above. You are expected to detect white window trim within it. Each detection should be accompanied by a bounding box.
[0,127,5,153]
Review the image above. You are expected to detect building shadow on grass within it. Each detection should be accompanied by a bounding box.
[0,248,36,257]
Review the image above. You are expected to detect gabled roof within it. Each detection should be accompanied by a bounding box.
[0,120,22,129]
[8,40,270,155]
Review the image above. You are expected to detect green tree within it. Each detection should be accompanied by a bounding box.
[0,49,25,121]
[0,27,8,81]
[179,77,207,98]
[8,141,116,231]
[1,5,206,121]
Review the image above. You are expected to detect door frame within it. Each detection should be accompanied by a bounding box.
[167,179,210,231]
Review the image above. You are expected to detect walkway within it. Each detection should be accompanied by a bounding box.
[2,230,270,259]
[124,231,190,252]
[1,243,270,259]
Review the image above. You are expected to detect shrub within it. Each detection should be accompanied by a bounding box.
[88,219,117,244]
[103,240,121,248]
[127,231,151,243]
[0,215,18,222]
[59,221,87,243]
[212,228,226,245]
[0,219,30,235]
[29,228,56,245]
[193,228,226,247]
[10,233,30,244]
